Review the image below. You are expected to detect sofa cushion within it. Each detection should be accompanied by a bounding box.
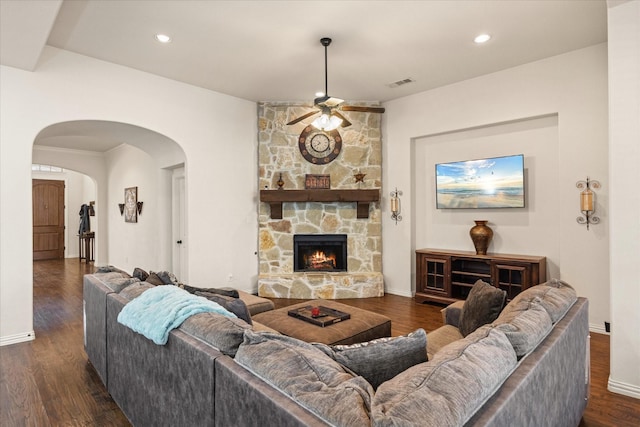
[103,276,140,293]
[180,312,251,357]
[119,282,155,300]
[442,300,465,327]
[251,321,279,334]
[426,324,463,359]
[95,265,131,276]
[92,271,131,283]
[182,284,239,298]
[314,328,427,390]
[510,279,577,323]
[237,290,275,315]
[459,280,506,337]
[493,297,553,357]
[235,330,373,427]
[195,291,252,325]
[372,325,517,427]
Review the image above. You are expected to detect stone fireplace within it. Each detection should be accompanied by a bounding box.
[257,102,384,299]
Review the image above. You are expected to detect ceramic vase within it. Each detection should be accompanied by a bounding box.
[470,220,493,255]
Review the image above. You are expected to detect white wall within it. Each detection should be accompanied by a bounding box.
[0,47,257,345]
[31,167,97,258]
[106,144,172,273]
[607,0,640,399]
[382,44,609,333]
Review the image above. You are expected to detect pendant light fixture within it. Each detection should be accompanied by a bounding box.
[311,38,343,131]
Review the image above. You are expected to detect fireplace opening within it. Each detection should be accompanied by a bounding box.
[294,234,347,272]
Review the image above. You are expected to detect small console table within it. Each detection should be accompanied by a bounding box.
[260,189,380,219]
[415,248,546,304]
[79,232,95,263]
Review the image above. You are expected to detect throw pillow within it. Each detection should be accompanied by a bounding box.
[458,280,507,337]
[132,267,149,282]
[196,291,252,325]
[314,328,427,389]
[235,330,373,427]
[182,284,239,298]
[155,270,180,286]
[145,272,165,286]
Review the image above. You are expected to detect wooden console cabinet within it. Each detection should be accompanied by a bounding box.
[415,249,546,304]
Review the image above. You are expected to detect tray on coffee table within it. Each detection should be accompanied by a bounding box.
[287,305,351,327]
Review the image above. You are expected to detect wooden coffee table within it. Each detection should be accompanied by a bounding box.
[252,299,391,345]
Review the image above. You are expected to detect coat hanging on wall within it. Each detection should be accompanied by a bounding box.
[79,204,91,235]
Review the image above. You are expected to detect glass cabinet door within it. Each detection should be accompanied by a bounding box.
[418,255,450,295]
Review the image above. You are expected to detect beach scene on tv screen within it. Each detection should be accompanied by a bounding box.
[436,155,524,208]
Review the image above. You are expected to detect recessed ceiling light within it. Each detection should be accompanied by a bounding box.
[474,34,491,44]
[155,34,172,43]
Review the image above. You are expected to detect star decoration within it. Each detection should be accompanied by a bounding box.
[354,172,366,183]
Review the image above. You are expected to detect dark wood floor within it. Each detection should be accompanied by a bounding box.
[0,259,638,426]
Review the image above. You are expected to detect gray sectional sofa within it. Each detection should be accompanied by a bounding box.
[83,273,589,426]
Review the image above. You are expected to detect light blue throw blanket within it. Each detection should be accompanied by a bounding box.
[117,285,237,345]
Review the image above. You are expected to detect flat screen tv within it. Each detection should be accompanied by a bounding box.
[435,154,525,209]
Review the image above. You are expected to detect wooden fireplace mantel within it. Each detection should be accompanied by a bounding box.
[260,189,380,219]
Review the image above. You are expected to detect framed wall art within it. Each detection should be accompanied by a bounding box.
[124,186,138,223]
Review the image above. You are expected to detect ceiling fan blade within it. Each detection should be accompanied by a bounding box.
[286,111,319,125]
[341,105,386,114]
[332,111,352,128]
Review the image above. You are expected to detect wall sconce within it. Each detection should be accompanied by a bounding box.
[118,203,125,215]
[390,187,403,225]
[137,201,143,215]
[576,177,601,230]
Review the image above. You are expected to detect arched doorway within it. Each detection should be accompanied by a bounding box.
[32,120,188,278]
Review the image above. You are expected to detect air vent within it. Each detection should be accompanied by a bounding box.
[388,77,415,88]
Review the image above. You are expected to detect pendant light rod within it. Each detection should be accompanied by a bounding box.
[320,37,332,96]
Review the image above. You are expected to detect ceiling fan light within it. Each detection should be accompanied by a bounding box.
[327,115,343,130]
[312,114,342,131]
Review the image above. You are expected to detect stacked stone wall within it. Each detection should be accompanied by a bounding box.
[258,102,383,299]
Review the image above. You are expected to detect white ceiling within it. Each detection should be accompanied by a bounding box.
[2,0,607,103]
[1,0,607,152]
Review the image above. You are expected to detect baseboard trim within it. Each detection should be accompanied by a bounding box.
[589,323,609,335]
[608,377,640,399]
[384,288,413,298]
[0,331,36,346]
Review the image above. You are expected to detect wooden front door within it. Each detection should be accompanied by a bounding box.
[32,179,65,260]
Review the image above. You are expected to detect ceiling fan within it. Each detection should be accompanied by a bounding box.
[287,37,385,131]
